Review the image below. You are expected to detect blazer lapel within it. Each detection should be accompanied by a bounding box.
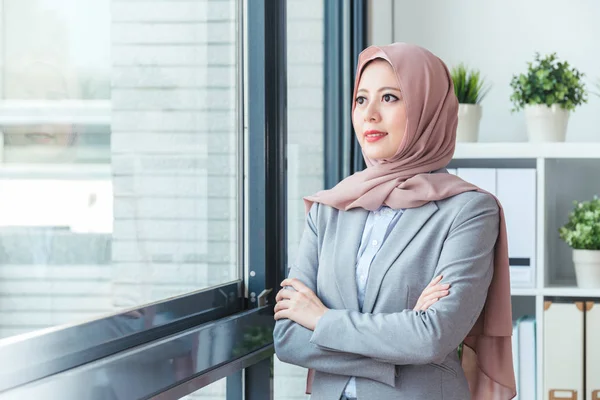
[333,208,369,311]
[361,201,439,313]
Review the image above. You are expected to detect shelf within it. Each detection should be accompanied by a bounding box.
[510,287,600,297]
[511,287,539,296]
[453,142,600,159]
[542,287,600,298]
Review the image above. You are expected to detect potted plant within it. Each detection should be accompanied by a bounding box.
[559,196,600,288]
[510,52,587,142]
[451,64,490,142]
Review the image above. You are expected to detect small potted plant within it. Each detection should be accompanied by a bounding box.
[451,63,490,142]
[510,52,587,142]
[559,196,600,288]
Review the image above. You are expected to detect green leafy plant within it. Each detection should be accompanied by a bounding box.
[510,52,587,112]
[559,196,600,250]
[232,326,274,376]
[450,64,490,104]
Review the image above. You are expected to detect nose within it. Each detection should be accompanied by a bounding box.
[364,101,380,122]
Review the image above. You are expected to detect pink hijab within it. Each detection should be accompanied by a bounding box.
[302,43,516,399]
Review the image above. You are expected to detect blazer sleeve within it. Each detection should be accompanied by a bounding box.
[273,203,397,387]
[308,193,499,365]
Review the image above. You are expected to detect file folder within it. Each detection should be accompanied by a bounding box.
[518,316,536,399]
[587,301,600,400]
[456,168,496,195]
[496,168,536,287]
[512,321,520,399]
[543,301,584,400]
[456,168,537,287]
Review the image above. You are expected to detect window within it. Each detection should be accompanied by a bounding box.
[0,0,241,339]
[0,1,338,398]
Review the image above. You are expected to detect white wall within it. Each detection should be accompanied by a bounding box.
[369,0,600,143]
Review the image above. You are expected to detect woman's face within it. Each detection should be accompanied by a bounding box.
[352,59,407,161]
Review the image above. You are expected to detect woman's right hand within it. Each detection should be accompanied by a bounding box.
[413,275,450,311]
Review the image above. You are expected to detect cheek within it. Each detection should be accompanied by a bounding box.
[352,109,363,137]
[389,106,407,136]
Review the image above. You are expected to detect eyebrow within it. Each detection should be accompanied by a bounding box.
[357,86,401,94]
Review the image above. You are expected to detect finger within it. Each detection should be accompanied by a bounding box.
[421,280,445,297]
[425,291,450,307]
[419,297,439,311]
[274,309,292,321]
[427,275,443,288]
[421,283,451,298]
[413,294,427,310]
[413,296,430,311]
[280,278,310,293]
[274,299,292,313]
[422,290,449,303]
[276,288,294,302]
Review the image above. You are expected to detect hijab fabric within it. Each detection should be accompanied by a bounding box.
[302,43,516,399]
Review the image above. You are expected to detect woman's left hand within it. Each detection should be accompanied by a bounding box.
[274,278,329,331]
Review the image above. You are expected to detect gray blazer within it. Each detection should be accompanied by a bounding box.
[273,190,500,400]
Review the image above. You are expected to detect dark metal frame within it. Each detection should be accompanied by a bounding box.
[247,0,288,311]
[0,282,244,393]
[350,0,368,175]
[323,1,345,189]
[324,0,368,189]
[0,0,288,398]
[0,308,275,400]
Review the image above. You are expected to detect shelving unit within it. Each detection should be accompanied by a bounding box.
[453,142,600,159]
[451,142,600,400]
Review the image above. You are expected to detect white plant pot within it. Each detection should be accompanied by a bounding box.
[573,249,600,289]
[456,104,482,142]
[524,104,570,142]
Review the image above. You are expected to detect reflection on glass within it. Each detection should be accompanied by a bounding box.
[0,0,240,340]
[275,0,325,399]
[178,377,226,400]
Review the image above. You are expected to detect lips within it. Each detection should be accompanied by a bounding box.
[364,129,387,143]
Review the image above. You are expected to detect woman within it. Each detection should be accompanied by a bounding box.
[273,43,516,400]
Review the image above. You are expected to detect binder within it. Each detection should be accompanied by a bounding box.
[496,168,536,288]
[587,301,600,400]
[518,316,536,399]
[512,321,520,399]
[455,167,537,287]
[543,301,584,400]
[456,168,496,195]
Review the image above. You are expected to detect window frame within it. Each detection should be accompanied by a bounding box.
[0,0,288,398]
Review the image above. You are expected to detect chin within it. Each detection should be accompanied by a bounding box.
[364,147,394,161]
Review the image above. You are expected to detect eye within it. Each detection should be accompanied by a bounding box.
[382,93,399,102]
[355,96,366,105]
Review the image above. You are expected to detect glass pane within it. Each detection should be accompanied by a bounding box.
[0,0,241,339]
[275,0,325,399]
[3,0,110,100]
[178,377,227,400]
